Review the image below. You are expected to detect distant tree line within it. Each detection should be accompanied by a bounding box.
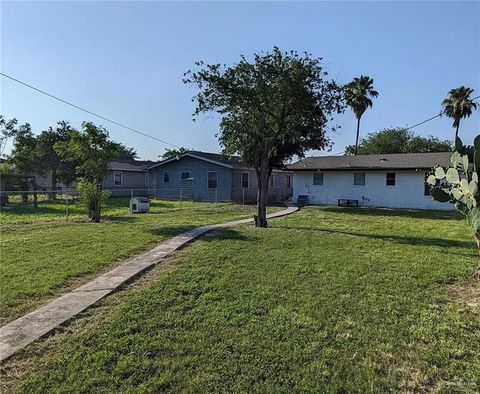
[345,128,453,155]
[0,117,137,221]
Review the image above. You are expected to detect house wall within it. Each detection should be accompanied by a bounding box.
[102,170,147,196]
[231,169,293,203]
[292,170,455,210]
[147,156,232,201]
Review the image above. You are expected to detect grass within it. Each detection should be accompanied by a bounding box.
[3,207,479,392]
[1,196,155,225]
[0,198,279,325]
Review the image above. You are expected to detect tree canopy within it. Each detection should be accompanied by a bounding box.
[2,116,137,191]
[55,122,122,222]
[184,47,345,226]
[441,86,478,139]
[345,128,453,155]
[161,147,188,160]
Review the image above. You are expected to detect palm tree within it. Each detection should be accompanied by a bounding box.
[441,86,478,140]
[345,76,379,155]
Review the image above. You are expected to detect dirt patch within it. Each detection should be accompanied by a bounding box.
[445,282,480,310]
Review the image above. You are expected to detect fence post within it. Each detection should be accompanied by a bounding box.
[215,188,218,206]
[65,195,69,221]
[242,188,245,205]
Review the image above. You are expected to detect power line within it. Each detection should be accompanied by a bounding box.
[404,95,480,131]
[0,72,180,148]
[404,112,442,131]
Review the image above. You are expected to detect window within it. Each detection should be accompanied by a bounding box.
[354,172,365,185]
[181,171,190,180]
[386,172,396,186]
[164,172,170,183]
[241,172,249,189]
[313,173,324,185]
[113,171,123,186]
[208,171,218,189]
[286,175,291,188]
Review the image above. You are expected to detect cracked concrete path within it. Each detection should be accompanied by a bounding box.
[0,205,298,362]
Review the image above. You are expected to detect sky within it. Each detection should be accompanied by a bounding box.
[1,1,479,161]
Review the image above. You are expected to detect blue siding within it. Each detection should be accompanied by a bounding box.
[147,156,232,201]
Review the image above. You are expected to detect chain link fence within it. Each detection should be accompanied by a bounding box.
[0,186,292,223]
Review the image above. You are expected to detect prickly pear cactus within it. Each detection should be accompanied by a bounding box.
[427,135,480,264]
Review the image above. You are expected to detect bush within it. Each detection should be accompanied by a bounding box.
[77,179,111,222]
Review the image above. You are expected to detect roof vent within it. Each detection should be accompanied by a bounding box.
[380,157,387,162]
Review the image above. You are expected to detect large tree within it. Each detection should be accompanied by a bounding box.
[161,147,188,160]
[115,144,138,161]
[184,47,344,227]
[344,75,379,155]
[8,122,37,175]
[345,127,453,154]
[0,116,20,158]
[36,121,78,193]
[56,122,121,222]
[441,86,478,140]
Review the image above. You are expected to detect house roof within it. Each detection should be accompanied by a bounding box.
[146,151,248,170]
[108,160,155,172]
[287,152,452,171]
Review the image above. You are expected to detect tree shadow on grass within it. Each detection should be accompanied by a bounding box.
[146,225,251,241]
[202,228,251,242]
[316,206,463,221]
[270,224,474,251]
[148,225,196,237]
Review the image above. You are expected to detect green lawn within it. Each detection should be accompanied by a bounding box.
[4,207,479,393]
[0,198,277,325]
[0,196,163,225]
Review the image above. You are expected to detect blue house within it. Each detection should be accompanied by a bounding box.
[145,151,293,203]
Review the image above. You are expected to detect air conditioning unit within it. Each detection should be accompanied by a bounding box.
[130,197,150,213]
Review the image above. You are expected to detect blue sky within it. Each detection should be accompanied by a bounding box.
[1,1,479,160]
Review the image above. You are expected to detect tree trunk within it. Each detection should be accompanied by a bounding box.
[354,117,361,155]
[455,123,460,141]
[255,160,269,228]
[33,181,38,209]
[91,180,101,223]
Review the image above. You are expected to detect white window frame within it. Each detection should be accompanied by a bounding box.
[164,171,170,183]
[207,171,218,189]
[181,171,190,181]
[313,172,324,186]
[386,172,396,187]
[113,171,123,187]
[353,172,366,186]
[241,172,249,189]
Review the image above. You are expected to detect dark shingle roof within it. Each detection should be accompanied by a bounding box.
[287,152,452,171]
[108,160,154,171]
[185,151,246,167]
[146,151,248,170]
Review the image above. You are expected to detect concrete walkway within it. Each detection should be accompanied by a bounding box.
[0,205,298,362]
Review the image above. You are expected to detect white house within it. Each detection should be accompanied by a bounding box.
[288,152,454,210]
